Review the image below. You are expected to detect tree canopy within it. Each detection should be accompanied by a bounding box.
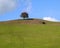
[21,12,29,19]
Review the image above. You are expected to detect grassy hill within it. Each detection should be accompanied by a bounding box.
[0,19,60,48]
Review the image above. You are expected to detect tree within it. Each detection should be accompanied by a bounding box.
[21,12,29,19]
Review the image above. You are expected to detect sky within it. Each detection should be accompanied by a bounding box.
[0,0,60,22]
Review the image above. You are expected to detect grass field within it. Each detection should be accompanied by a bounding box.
[0,20,60,48]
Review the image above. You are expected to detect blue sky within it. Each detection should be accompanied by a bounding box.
[0,0,60,22]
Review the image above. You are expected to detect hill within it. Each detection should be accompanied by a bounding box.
[0,19,59,24]
[0,19,60,48]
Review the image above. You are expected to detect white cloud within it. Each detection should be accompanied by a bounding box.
[21,0,32,13]
[0,0,17,14]
[43,17,59,22]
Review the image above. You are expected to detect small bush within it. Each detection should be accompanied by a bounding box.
[42,22,46,24]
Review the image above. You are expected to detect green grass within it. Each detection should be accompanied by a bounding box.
[0,21,60,48]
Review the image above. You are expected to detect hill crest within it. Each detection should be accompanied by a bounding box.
[0,19,60,25]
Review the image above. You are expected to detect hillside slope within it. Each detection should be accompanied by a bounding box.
[0,19,60,24]
[0,19,60,48]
